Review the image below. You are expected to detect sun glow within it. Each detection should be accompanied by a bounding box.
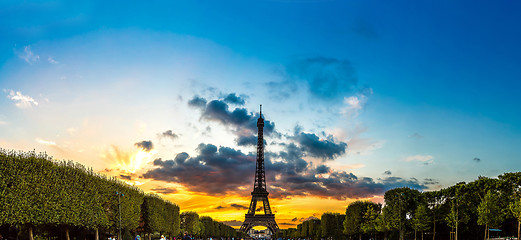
[129,149,157,173]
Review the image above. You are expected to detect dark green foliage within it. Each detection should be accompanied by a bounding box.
[411,204,430,239]
[477,190,504,228]
[0,149,179,238]
[321,212,345,240]
[123,228,132,240]
[142,195,180,235]
[344,200,381,239]
[180,211,200,235]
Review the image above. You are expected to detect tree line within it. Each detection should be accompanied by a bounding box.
[0,149,247,240]
[276,173,521,240]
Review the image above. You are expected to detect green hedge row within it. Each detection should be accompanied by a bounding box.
[0,149,180,239]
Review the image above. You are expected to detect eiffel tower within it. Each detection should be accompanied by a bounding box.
[240,105,279,235]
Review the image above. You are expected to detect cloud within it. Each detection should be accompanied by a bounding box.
[189,97,276,136]
[142,143,256,195]
[299,216,319,222]
[340,89,372,118]
[142,142,427,199]
[223,93,245,105]
[293,131,347,160]
[119,175,132,180]
[160,130,179,140]
[423,178,439,185]
[405,155,434,165]
[0,120,7,125]
[152,187,178,194]
[236,135,258,146]
[383,170,392,175]
[47,56,59,64]
[279,222,297,226]
[36,138,56,146]
[135,140,154,152]
[18,45,40,64]
[315,165,330,174]
[281,57,358,100]
[473,157,481,163]
[5,89,39,109]
[230,204,249,210]
[188,96,207,109]
[236,135,268,147]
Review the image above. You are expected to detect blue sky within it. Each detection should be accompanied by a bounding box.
[1,0,520,226]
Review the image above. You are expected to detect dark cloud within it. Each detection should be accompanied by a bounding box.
[315,165,330,174]
[282,57,358,100]
[383,170,392,175]
[160,130,179,140]
[119,175,131,180]
[215,204,248,210]
[473,157,481,162]
[236,135,258,146]
[423,178,439,185]
[135,140,154,152]
[300,216,319,222]
[188,96,207,109]
[230,204,248,210]
[152,187,178,194]
[143,142,426,199]
[294,132,347,160]
[223,93,246,105]
[189,98,276,136]
[142,143,256,195]
[280,223,297,226]
[291,218,298,222]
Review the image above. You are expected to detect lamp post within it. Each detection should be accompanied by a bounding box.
[116,191,124,240]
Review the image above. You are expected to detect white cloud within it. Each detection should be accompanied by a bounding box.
[48,56,59,64]
[5,89,39,109]
[340,88,372,118]
[36,138,57,146]
[18,45,40,64]
[0,120,7,125]
[405,155,434,164]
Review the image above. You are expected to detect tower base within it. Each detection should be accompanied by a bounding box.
[240,214,279,234]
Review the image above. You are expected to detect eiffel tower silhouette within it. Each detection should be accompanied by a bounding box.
[239,105,279,235]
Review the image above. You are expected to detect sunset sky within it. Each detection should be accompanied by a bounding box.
[1,1,521,229]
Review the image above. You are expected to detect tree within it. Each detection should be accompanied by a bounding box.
[361,204,380,240]
[412,204,430,240]
[477,190,504,240]
[424,190,445,240]
[180,212,200,236]
[321,212,344,240]
[444,183,470,240]
[375,211,390,240]
[384,187,422,240]
[344,201,381,240]
[510,197,521,240]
